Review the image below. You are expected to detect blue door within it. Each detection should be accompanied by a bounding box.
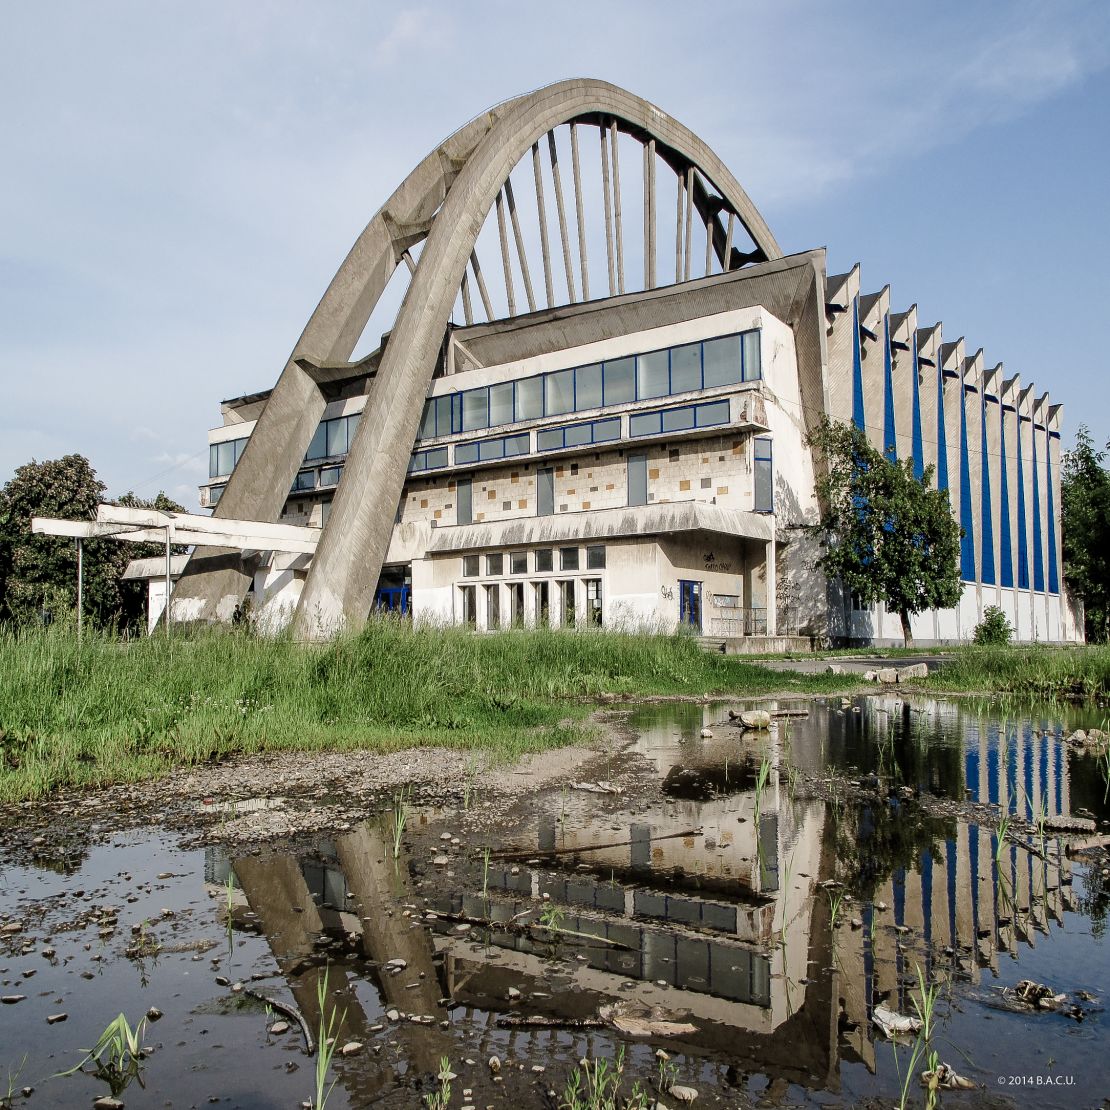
[374,586,411,615]
[678,580,702,631]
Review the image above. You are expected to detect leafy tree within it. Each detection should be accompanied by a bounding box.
[1061,424,1110,642]
[0,454,184,630]
[809,419,962,647]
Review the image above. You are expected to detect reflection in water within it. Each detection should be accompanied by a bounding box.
[198,695,1108,1106]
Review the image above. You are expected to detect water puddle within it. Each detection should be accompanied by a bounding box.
[1,696,1108,1107]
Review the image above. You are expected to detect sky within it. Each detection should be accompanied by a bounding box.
[2,0,1109,507]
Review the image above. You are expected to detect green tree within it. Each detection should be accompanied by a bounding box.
[809,419,962,647]
[1061,424,1110,642]
[0,454,184,630]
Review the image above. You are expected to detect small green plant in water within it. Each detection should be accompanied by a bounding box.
[312,968,346,1110]
[3,1055,27,1110]
[561,1047,650,1110]
[481,846,492,897]
[389,788,409,860]
[995,814,1011,869]
[425,1056,454,1109]
[58,1012,148,1096]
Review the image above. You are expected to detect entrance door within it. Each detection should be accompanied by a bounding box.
[678,580,702,631]
[374,586,411,615]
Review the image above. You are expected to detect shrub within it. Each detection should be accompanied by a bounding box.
[973,606,1013,646]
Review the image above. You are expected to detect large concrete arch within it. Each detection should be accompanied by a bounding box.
[171,79,782,634]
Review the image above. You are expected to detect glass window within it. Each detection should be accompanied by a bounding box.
[586,545,605,569]
[536,548,553,572]
[425,447,448,470]
[537,468,554,516]
[545,369,575,416]
[458,477,472,525]
[510,551,528,574]
[586,578,602,626]
[462,554,479,577]
[209,483,226,505]
[670,343,702,393]
[754,437,773,512]
[696,400,731,427]
[209,443,218,478]
[320,466,342,487]
[561,580,576,628]
[292,470,315,492]
[575,363,603,410]
[628,454,647,506]
[455,442,480,465]
[461,388,489,432]
[326,418,347,457]
[235,439,247,465]
[346,413,359,442]
[486,584,500,629]
[215,440,237,476]
[593,418,621,442]
[488,381,514,427]
[478,438,505,461]
[461,583,477,628]
[742,330,762,381]
[662,406,696,432]
[486,553,504,575]
[537,428,563,452]
[637,350,669,399]
[434,395,453,437]
[603,357,635,405]
[516,376,543,421]
[306,423,327,461]
[504,433,530,457]
[564,422,592,447]
[630,412,662,437]
[703,334,742,388]
[419,400,436,440]
[560,547,579,571]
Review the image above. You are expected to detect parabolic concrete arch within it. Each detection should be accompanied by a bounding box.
[171,79,783,636]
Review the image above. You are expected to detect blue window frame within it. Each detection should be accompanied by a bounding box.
[305,413,361,462]
[291,469,316,492]
[415,329,761,441]
[629,400,731,439]
[409,446,449,474]
[754,437,773,512]
[536,417,621,452]
[455,432,530,465]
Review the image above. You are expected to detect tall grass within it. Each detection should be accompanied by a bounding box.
[928,644,1110,700]
[0,619,849,802]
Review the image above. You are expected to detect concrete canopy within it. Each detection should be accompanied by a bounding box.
[171,79,782,637]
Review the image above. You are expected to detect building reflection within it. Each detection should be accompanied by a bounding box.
[201,696,1088,1098]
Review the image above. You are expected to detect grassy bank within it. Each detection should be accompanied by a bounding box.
[0,621,850,802]
[928,644,1110,700]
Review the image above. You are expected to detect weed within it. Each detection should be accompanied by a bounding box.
[389,788,409,860]
[311,968,346,1110]
[58,1012,148,1096]
[481,846,491,897]
[561,1047,649,1110]
[826,887,846,930]
[2,1055,27,1110]
[425,1057,454,1109]
[995,814,1011,870]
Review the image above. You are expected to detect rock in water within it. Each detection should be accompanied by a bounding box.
[668,1084,699,1102]
[738,710,771,729]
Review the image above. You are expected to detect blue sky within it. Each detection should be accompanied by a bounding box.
[2,0,1108,505]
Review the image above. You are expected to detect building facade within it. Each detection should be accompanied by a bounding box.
[164,79,1080,645]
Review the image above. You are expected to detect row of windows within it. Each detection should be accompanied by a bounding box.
[412,400,737,480]
[291,465,343,493]
[629,400,730,438]
[209,413,361,480]
[460,577,603,629]
[418,329,761,441]
[462,545,606,577]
